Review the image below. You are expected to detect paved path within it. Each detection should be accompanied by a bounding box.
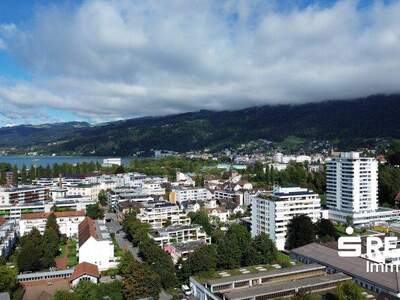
[105,212,172,299]
[105,212,142,262]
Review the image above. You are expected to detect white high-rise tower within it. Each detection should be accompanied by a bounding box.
[327,152,399,225]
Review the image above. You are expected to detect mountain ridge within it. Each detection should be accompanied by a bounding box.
[1,94,399,155]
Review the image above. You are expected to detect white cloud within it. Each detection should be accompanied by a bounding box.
[1,0,400,123]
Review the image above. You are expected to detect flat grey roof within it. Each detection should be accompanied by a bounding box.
[206,263,324,286]
[223,273,350,300]
[291,242,400,293]
[17,269,74,280]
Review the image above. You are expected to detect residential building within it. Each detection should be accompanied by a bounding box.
[19,211,86,237]
[326,152,400,225]
[0,202,53,220]
[102,158,122,167]
[190,263,350,300]
[0,217,18,257]
[137,202,190,229]
[164,240,207,264]
[149,224,211,248]
[78,217,117,271]
[53,195,96,212]
[69,262,100,287]
[251,186,321,250]
[0,186,49,206]
[169,187,212,204]
[67,183,102,201]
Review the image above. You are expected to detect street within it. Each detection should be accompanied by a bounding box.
[105,212,172,300]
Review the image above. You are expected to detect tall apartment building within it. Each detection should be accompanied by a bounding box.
[326,152,400,225]
[251,187,321,250]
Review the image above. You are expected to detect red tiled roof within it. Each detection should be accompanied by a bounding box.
[21,210,85,220]
[69,262,100,282]
[78,217,97,247]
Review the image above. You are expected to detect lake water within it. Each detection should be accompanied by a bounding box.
[0,156,133,168]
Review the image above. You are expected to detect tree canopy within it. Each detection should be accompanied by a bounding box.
[286,215,316,250]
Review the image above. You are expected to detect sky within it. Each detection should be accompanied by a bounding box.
[0,0,400,126]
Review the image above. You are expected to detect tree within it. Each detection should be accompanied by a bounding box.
[41,227,59,268]
[316,219,338,241]
[286,215,316,250]
[114,165,125,174]
[0,265,17,292]
[188,211,213,235]
[217,237,242,269]
[345,215,353,227]
[252,233,277,264]
[86,204,105,219]
[387,140,400,166]
[46,213,61,238]
[17,228,43,272]
[98,190,108,206]
[122,259,161,300]
[139,240,177,289]
[53,290,76,300]
[337,281,366,300]
[178,245,217,282]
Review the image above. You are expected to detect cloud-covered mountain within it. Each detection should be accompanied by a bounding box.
[1,94,399,155]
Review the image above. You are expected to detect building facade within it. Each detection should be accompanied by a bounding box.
[149,224,211,248]
[78,217,117,271]
[326,152,400,225]
[251,186,321,250]
[19,211,86,237]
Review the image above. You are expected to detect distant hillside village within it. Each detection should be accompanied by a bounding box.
[1,147,400,300]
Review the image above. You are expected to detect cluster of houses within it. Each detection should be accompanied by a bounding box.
[3,151,400,299]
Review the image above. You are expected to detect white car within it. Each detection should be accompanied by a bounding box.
[181,285,192,296]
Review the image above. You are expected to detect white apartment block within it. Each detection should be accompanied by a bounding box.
[67,183,102,201]
[0,186,49,206]
[19,211,86,238]
[140,181,165,195]
[0,218,18,257]
[78,217,117,271]
[102,157,122,167]
[137,202,190,229]
[169,187,212,204]
[251,186,321,250]
[326,152,400,225]
[149,224,211,248]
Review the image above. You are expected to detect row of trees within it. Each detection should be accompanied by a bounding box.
[286,215,338,250]
[17,214,63,272]
[130,156,218,181]
[54,280,124,300]
[0,161,122,185]
[122,213,177,289]
[123,211,282,285]
[248,161,326,195]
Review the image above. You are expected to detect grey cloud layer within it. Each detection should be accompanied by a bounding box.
[1,0,400,124]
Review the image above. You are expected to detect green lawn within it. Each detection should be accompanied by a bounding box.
[67,239,78,267]
[334,224,364,237]
[111,233,124,257]
[194,254,297,284]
